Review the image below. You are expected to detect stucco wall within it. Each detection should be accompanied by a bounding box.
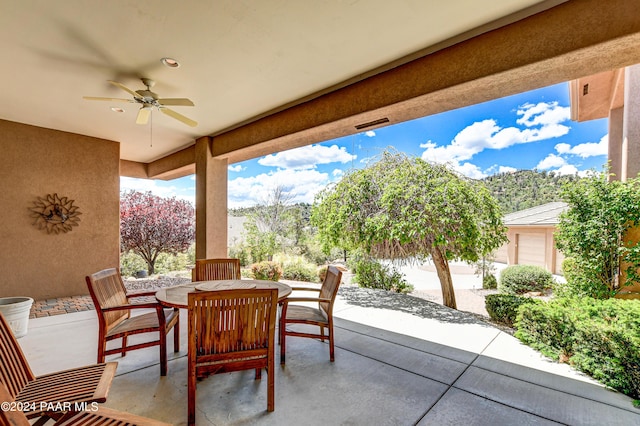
[0,120,120,300]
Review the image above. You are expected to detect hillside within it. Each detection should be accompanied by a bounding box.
[228,171,579,218]
[482,170,580,214]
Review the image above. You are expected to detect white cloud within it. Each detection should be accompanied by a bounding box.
[536,154,567,170]
[454,162,487,179]
[516,102,570,127]
[119,177,195,205]
[228,164,244,172]
[228,168,331,208]
[554,134,608,158]
[499,166,518,174]
[258,144,356,170]
[421,101,570,165]
[365,130,376,137]
[555,142,571,154]
[554,165,579,176]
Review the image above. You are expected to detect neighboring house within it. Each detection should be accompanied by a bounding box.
[228,216,248,247]
[494,202,567,275]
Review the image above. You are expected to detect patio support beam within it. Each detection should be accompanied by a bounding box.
[195,136,228,259]
[621,65,640,181]
[609,107,624,180]
[206,0,640,165]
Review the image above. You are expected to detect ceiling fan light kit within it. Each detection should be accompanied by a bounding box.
[83,77,197,127]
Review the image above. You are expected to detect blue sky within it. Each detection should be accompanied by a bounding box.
[121,82,609,208]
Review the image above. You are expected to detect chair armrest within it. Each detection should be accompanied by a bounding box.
[289,286,321,292]
[282,297,331,304]
[126,290,157,298]
[100,302,160,312]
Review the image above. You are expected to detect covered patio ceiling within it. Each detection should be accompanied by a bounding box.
[3,0,640,179]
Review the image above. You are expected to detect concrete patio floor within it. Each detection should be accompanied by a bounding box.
[16,286,640,425]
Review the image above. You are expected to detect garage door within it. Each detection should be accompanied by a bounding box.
[517,234,546,267]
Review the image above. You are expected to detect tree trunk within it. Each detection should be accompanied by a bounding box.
[430,246,457,309]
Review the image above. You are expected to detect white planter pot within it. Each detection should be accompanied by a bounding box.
[0,297,34,338]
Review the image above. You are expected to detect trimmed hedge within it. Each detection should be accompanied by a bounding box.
[485,294,541,327]
[499,265,553,295]
[515,298,640,399]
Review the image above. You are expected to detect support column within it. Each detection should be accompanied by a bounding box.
[608,107,624,180]
[622,65,640,181]
[618,65,640,298]
[195,136,228,259]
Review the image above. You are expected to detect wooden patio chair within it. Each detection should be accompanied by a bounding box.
[0,381,171,426]
[187,288,278,425]
[279,265,343,364]
[0,312,117,422]
[85,268,180,376]
[192,258,241,281]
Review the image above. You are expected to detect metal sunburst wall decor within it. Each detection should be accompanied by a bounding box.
[29,193,82,234]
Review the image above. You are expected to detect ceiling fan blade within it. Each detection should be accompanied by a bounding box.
[108,80,141,99]
[83,96,131,102]
[158,98,194,106]
[136,107,151,125]
[160,107,197,127]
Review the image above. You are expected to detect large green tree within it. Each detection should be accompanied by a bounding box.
[311,151,507,309]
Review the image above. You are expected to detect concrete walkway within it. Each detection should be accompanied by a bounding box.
[16,285,640,425]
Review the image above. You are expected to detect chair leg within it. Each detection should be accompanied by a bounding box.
[173,312,180,352]
[329,323,335,362]
[279,322,286,365]
[98,339,106,363]
[160,330,168,376]
[267,362,274,412]
[188,362,196,425]
[320,325,325,342]
[121,335,128,357]
[255,368,262,380]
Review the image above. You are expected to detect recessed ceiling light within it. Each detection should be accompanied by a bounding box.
[111,107,125,113]
[161,57,180,68]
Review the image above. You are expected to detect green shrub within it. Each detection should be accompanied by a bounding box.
[250,261,283,281]
[485,294,540,327]
[351,257,413,293]
[515,298,581,360]
[276,255,319,282]
[499,265,553,295]
[554,257,608,299]
[120,251,147,277]
[317,265,328,282]
[228,244,251,267]
[515,297,640,399]
[483,274,498,289]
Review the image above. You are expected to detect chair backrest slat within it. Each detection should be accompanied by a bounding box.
[319,266,342,316]
[189,289,277,357]
[193,258,241,282]
[0,313,34,400]
[0,381,31,426]
[86,268,130,331]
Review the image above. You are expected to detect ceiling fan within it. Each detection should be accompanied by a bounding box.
[84,78,197,127]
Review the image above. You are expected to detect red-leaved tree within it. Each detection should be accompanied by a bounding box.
[120,191,195,275]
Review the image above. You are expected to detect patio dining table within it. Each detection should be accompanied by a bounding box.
[155,279,292,309]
